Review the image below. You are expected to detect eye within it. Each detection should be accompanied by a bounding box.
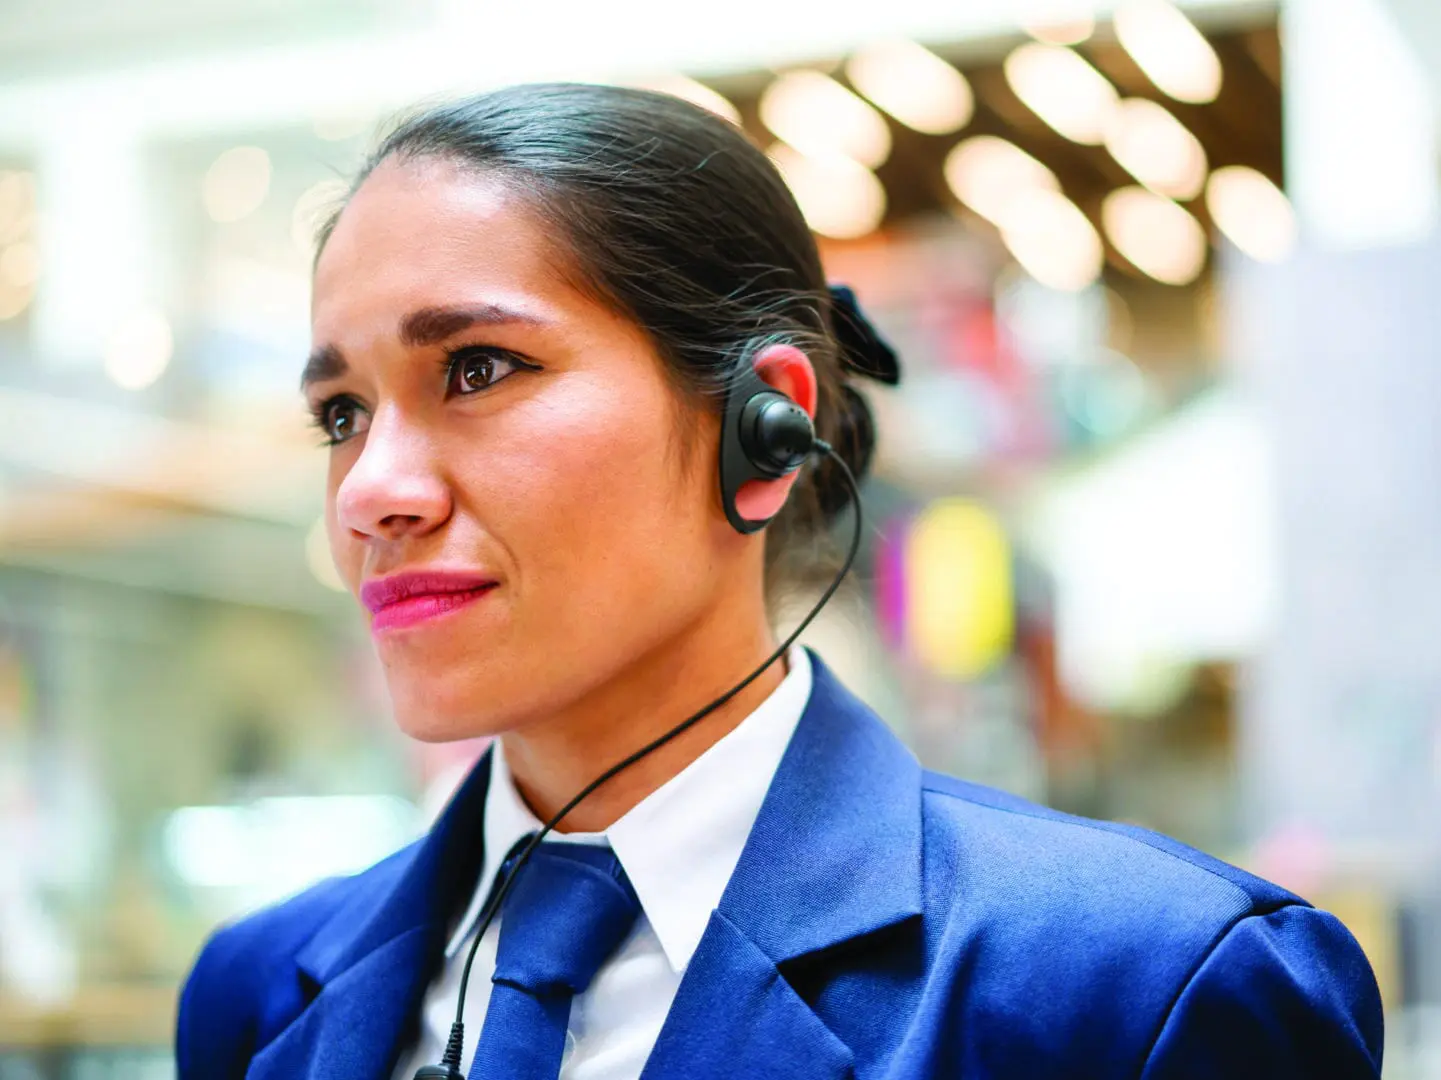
[445,346,535,397]
[309,395,371,446]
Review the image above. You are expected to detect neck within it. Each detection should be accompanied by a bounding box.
[500,601,787,833]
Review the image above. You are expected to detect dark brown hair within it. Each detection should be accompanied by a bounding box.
[316,82,876,593]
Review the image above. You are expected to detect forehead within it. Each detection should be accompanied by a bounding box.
[311,156,576,335]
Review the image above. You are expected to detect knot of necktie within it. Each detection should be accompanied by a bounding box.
[490,842,641,998]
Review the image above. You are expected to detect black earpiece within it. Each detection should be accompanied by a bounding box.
[718,361,817,534]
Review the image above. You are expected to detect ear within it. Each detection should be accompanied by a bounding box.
[733,343,819,526]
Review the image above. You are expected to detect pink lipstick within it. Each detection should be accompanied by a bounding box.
[361,571,498,632]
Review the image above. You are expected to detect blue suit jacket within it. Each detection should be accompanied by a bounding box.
[177,653,1383,1078]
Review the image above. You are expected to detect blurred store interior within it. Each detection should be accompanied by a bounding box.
[3,0,1441,1074]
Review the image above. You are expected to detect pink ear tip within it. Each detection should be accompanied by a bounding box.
[733,477,795,525]
[750,343,819,419]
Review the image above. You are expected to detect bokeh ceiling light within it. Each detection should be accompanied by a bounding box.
[1114,0,1223,104]
[760,70,892,169]
[944,136,1060,228]
[768,143,886,239]
[203,146,273,224]
[1206,166,1298,262]
[637,75,742,125]
[1004,42,1119,145]
[0,171,35,245]
[1103,187,1208,285]
[1103,98,1208,200]
[846,40,974,135]
[1000,188,1105,291]
[1019,0,1096,45]
[292,179,349,258]
[104,309,174,390]
[0,241,38,288]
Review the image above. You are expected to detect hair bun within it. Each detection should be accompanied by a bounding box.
[828,284,901,386]
[817,383,876,521]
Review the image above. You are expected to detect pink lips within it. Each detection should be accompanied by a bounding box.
[360,571,498,633]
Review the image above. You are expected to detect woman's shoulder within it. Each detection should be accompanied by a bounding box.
[176,839,425,1078]
[906,770,1381,1075]
[918,768,1297,919]
[916,768,1304,959]
[916,770,1293,982]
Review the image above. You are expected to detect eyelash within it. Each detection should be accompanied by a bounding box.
[306,344,539,447]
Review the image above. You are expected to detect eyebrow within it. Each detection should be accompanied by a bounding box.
[301,303,548,391]
[300,343,346,391]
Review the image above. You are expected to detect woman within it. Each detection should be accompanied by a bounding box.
[177,83,1382,1079]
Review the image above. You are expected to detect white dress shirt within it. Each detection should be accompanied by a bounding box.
[390,648,813,1080]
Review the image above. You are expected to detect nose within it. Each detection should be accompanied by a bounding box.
[334,406,452,542]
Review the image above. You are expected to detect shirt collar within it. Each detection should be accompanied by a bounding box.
[443,647,813,973]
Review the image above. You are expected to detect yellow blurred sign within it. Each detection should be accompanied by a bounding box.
[905,499,1014,679]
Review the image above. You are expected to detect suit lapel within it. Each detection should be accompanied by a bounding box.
[247,926,432,1080]
[641,911,854,1080]
[247,749,494,1080]
[641,652,923,1080]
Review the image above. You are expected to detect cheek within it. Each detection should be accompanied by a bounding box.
[475,376,715,595]
[501,381,698,532]
[369,375,721,739]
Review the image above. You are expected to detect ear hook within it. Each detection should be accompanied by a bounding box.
[718,363,817,534]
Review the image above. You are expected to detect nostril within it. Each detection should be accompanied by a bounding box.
[376,513,427,536]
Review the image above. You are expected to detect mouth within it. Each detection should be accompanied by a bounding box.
[361,571,499,633]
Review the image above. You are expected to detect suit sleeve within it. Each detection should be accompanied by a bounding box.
[1140,904,1383,1079]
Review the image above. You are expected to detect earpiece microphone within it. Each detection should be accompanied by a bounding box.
[743,394,815,474]
[718,363,816,533]
[415,355,860,1080]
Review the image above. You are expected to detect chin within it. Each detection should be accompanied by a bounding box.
[382,670,516,744]
[392,714,492,744]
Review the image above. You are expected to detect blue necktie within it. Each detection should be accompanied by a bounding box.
[467,843,641,1080]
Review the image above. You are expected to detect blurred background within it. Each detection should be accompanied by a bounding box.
[1,0,1439,1074]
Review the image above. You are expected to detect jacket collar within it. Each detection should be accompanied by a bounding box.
[638,652,923,1080]
[716,649,922,961]
[294,649,922,981]
[258,650,922,1080]
[441,645,814,974]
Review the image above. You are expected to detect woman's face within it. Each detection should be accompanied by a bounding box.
[307,156,738,742]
